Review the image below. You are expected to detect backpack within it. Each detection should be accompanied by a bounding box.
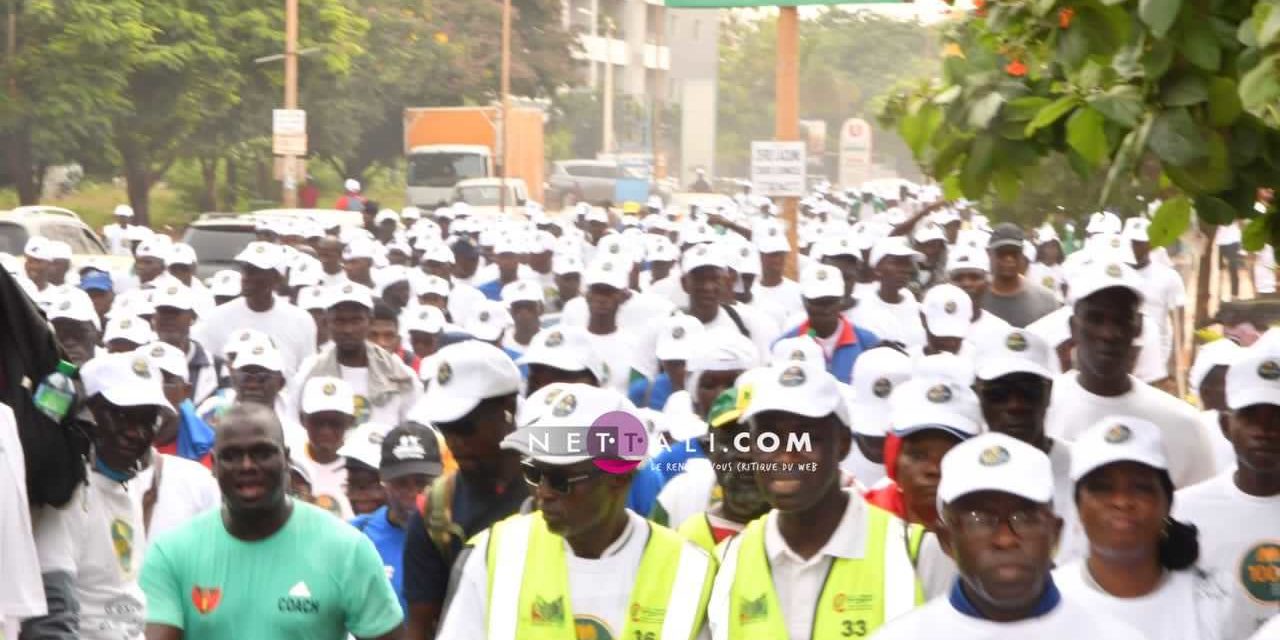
[414,471,466,564]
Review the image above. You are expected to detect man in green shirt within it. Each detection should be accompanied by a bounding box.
[140,402,403,640]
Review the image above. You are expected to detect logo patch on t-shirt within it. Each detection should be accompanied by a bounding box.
[530,595,565,625]
[191,586,222,615]
[279,580,320,614]
[1239,541,1280,604]
[110,518,135,573]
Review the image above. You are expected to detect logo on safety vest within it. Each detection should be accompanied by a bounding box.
[530,595,566,625]
[738,595,768,625]
[630,603,666,624]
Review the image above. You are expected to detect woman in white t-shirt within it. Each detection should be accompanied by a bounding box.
[1053,417,1251,640]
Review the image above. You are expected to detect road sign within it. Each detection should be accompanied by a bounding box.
[273,133,308,156]
[838,118,874,189]
[273,109,306,135]
[751,141,807,197]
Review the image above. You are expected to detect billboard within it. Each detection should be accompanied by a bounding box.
[838,117,874,189]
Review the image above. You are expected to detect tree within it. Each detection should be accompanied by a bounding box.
[0,0,149,204]
[877,0,1280,251]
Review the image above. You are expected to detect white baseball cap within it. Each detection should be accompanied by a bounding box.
[1189,338,1243,393]
[23,237,52,261]
[344,178,361,193]
[946,245,991,274]
[1226,349,1280,410]
[754,224,791,254]
[645,235,679,263]
[414,340,522,423]
[210,270,242,297]
[585,207,609,224]
[463,300,512,342]
[336,422,388,470]
[233,341,285,373]
[552,252,584,276]
[373,265,412,296]
[413,274,451,299]
[890,378,982,440]
[938,432,1054,507]
[113,204,135,218]
[1067,259,1144,305]
[656,314,705,362]
[80,352,173,414]
[913,222,946,244]
[680,243,729,274]
[343,238,380,262]
[328,282,375,310]
[47,289,101,330]
[921,284,972,339]
[1070,416,1168,482]
[769,336,824,368]
[973,328,1053,381]
[106,290,156,320]
[151,283,197,313]
[849,347,913,437]
[103,314,155,346]
[516,326,603,379]
[404,305,446,335]
[136,342,189,382]
[125,225,154,242]
[46,241,72,261]
[687,331,760,374]
[812,235,861,261]
[501,280,544,305]
[401,206,422,221]
[288,256,323,288]
[1086,211,1122,234]
[222,328,271,359]
[583,257,629,290]
[596,235,636,263]
[134,237,170,261]
[295,285,330,312]
[235,241,286,272]
[869,236,922,266]
[503,383,642,465]
[167,243,197,267]
[800,264,844,300]
[301,376,355,416]
[740,363,851,427]
[1121,217,1151,242]
[375,209,399,226]
[420,242,456,266]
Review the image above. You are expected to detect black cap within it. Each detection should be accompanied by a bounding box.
[380,423,444,479]
[988,223,1026,250]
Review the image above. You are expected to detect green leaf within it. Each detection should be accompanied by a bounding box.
[1164,130,1232,193]
[1139,0,1182,37]
[1088,85,1144,127]
[1146,108,1206,166]
[1259,3,1280,47]
[1067,107,1109,166]
[1143,40,1175,78]
[1101,114,1152,206]
[1147,196,1193,247]
[1006,96,1052,122]
[968,92,1006,129]
[993,169,1020,202]
[1024,96,1080,136]
[942,174,964,201]
[1243,215,1272,252]
[900,103,944,158]
[1032,0,1058,17]
[1239,55,1280,111]
[961,135,996,199]
[1207,77,1244,126]
[1161,75,1209,106]
[1182,22,1221,71]
[1194,196,1239,225]
[1113,41,1145,79]
[1238,15,1259,48]
[1057,22,1091,70]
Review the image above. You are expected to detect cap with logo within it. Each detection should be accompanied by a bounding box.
[800,264,844,300]
[1069,416,1168,482]
[235,241,286,272]
[1226,349,1280,410]
[80,352,174,415]
[209,270,242,297]
[327,282,375,311]
[463,300,512,342]
[516,325,603,379]
[740,363,851,427]
[136,342,189,382]
[1121,217,1151,243]
[502,383,640,465]
[656,314,705,362]
[987,223,1026,251]
[46,241,72,262]
[1189,338,1243,393]
[921,284,972,339]
[380,423,444,479]
[103,314,156,346]
[167,243,198,267]
[889,378,982,440]
[415,340,522,424]
[946,245,991,274]
[404,305,446,336]
[295,285,330,312]
[337,423,390,472]
[47,289,101,330]
[938,432,1054,507]
[582,257,630,290]
[849,347,913,437]
[233,341,285,374]
[680,243,729,274]
[302,376,355,416]
[972,328,1053,381]
[754,223,791,254]
[769,336,824,368]
[23,237,52,261]
[113,204,135,219]
[869,236,922,267]
[552,252,584,277]
[501,280,545,305]
[151,283,196,313]
[1067,258,1144,305]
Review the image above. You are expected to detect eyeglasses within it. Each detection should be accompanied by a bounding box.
[216,444,283,466]
[977,379,1049,405]
[521,462,597,494]
[948,509,1052,537]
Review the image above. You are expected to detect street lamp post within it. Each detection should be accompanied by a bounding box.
[601,17,615,157]
[282,0,299,207]
[500,0,511,214]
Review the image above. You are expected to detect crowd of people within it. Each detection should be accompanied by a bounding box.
[0,181,1278,640]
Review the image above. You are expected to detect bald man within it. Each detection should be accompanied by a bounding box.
[141,403,404,639]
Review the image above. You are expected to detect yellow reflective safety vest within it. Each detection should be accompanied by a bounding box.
[724,504,925,639]
[676,514,718,555]
[482,511,716,640]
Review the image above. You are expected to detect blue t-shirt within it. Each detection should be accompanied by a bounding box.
[628,373,674,411]
[350,507,409,615]
[625,464,663,517]
[476,280,503,301]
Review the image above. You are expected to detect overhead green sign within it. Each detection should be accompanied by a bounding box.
[666,0,901,6]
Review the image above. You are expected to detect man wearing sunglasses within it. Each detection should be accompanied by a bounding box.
[140,402,404,640]
[872,433,1146,639]
[970,327,1086,563]
[26,353,176,639]
[437,383,715,640]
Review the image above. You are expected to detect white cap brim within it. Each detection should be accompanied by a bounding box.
[975,356,1053,381]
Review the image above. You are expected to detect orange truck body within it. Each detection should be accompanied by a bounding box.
[403,106,545,203]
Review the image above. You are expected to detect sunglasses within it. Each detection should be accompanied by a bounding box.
[521,462,598,494]
[977,378,1049,405]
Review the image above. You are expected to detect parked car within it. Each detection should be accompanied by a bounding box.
[452,178,530,217]
[545,160,672,209]
[182,213,257,281]
[0,206,131,276]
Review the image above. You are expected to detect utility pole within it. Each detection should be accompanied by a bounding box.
[651,3,666,181]
[282,0,299,207]
[499,0,512,215]
[601,18,615,157]
[776,7,799,279]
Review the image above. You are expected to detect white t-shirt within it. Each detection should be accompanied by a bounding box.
[437,510,660,640]
[696,305,774,366]
[1133,313,1171,383]
[1174,471,1280,635]
[584,330,648,394]
[1045,373,1216,488]
[193,296,317,375]
[1255,246,1277,294]
[753,278,804,322]
[1028,262,1066,300]
[1134,261,1187,361]
[68,473,148,640]
[561,291,676,379]
[0,406,45,621]
[850,285,925,349]
[656,458,717,529]
[1043,439,1088,565]
[1053,560,1251,640]
[869,590,1150,639]
[1199,410,1237,474]
[1250,614,1280,639]
[445,280,486,325]
[1215,222,1242,246]
[132,452,220,546]
[295,452,351,520]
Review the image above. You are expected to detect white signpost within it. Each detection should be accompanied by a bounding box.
[272,109,308,157]
[750,140,807,197]
[838,117,874,189]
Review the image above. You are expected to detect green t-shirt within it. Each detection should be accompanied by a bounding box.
[140,500,402,639]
